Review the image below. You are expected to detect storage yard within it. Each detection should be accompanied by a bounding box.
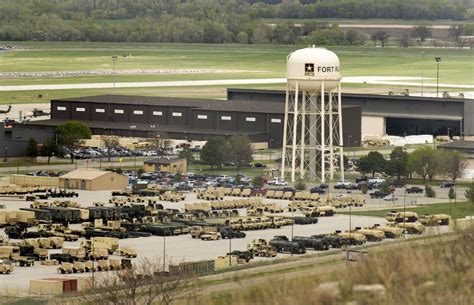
[0,181,456,293]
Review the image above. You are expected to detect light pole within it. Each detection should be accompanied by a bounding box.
[421,51,425,97]
[229,211,232,267]
[435,57,441,98]
[3,147,7,162]
[447,127,451,139]
[112,55,118,94]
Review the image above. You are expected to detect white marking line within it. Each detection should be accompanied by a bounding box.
[0,76,472,91]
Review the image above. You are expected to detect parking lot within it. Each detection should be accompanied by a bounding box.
[0,183,459,293]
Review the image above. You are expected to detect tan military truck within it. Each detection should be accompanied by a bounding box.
[97,259,110,271]
[73,261,85,273]
[335,231,367,245]
[0,260,14,274]
[58,262,74,274]
[63,247,86,261]
[372,224,404,239]
[109,196,128,207]
[190,226,217,239]
[247,239,277,258]
[109,258,122,271]
[419,214,451,226]
[49,237,64,249]
[90,237,119,254]
[30,201,49,209]
[355,227,385,242]
[385,211,419,223]
[84,261,96,272]
[119,247,137,258]
[200,231,221,241]
[395,222,425,234]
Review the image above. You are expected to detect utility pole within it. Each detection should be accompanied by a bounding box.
[421,51,425,97]
[112,55,118,94]
[435,57,441,98]
[229,211,232,267]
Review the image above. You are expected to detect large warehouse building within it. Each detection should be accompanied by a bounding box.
[25,92,362,148]
[19,88,474,151]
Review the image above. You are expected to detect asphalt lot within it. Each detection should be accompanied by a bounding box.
[0,185,459,293]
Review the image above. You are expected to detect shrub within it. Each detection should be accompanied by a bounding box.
[425,185,436,198]
[252,176,265,188]
[360,184,368,194]
[295,178,306,191]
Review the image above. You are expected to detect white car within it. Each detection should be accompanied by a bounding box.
[383,194,398,201]
[273,179,288,186]
[369,177,386,184]
[335,180,351,188]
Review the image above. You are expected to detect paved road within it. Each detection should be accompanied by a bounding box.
[0,76,472,92]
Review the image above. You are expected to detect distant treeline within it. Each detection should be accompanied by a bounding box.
[0,0,472,44]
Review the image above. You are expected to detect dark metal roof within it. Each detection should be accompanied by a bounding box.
[25,119,267,136]
[144,158,185,165]
[226,88,470,103]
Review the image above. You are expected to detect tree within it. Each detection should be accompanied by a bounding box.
[80,258,188,305]
[56,121,91,163]
[252,175,265,188]
[226,134,253,170]
[449,24,464,42]
[40,137,60,164]
[448,187,456,200]
[357,151,386,178]
[178,148,195,165]
[26,138,38,162]
[385,147,409,180]
[102,135,119,162]
[200,137,227,168]
[411,25,432,45]
[408,147,441,180]
[371,31,390,47]
[464,184,474,203]
[399,33,410,48]
[295,178,306,191]
[441,149,467,183]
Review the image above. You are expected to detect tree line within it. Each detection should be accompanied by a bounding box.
[358,146,468,184]
[0,0,472,44]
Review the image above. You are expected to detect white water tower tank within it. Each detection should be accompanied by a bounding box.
[287,46,341,92]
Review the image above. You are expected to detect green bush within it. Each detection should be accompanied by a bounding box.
[360,184,368,194]
[295,178,306,191]
[448,187,456,200]
[252,176,265,188]
[425,185,436,198]
[379,183,390,193]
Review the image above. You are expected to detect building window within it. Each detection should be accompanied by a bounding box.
[153,111,163,116]
[133,110,143,115]
[221,116,231,121]
[76,107,85,112]
[271,118,282,123]
[172,112,182,117]
[246,117,256,122]
[114,109,124,114]
[57,106,66,111]
[96,108,105,113]
[197,114,207,120]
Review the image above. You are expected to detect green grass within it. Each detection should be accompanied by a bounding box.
[262,18,474,25]
[341,201,474,219]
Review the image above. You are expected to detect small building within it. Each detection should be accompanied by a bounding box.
[58,169,128,191]
[144,158,187,174]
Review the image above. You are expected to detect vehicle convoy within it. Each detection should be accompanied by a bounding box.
[269,236,306,254]
[419,214,451,226]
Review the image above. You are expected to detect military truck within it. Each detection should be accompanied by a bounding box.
[269,236,306,254]
[247,239,277,258]
[97,259,110,271]
[190,226,217,239]
[119,247,138,258]
[73,261,85,273]
[293,236,329,251]
[30,201,49,209]
[419,214,451,226]
[371,224,404,239]
[201,232,221,241]
[63,247,87,261]
[0,260,14,274]
[109,196,128,207]
[84,261,96,272]
[385,211,418,223]
[219,227,246,239]
[334,231,367,245]
[310,234,344,248]
[354,227,385,242]
[58,262,74,274]
[109,258,122,271]
[227,250,253,263]
[395,222,425,234]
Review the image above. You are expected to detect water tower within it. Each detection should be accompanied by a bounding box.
[281,46,344,182]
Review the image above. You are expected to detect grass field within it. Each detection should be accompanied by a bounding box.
[0,42,472,104]
[341,201,474,219]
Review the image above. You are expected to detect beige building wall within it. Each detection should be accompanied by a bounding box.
[10,175,60,187]
[362,116,386,137]
[90,172,128,191]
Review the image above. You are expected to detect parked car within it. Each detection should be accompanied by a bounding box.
[334,180,351,189]
[270,179,288,186]
[310,186,326,194]
[440,181,455,188]
[383,194,398,201]
[368,177,386,184]
[370,191,390,199]
[254,163,267,168]
[407,186,424,194]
